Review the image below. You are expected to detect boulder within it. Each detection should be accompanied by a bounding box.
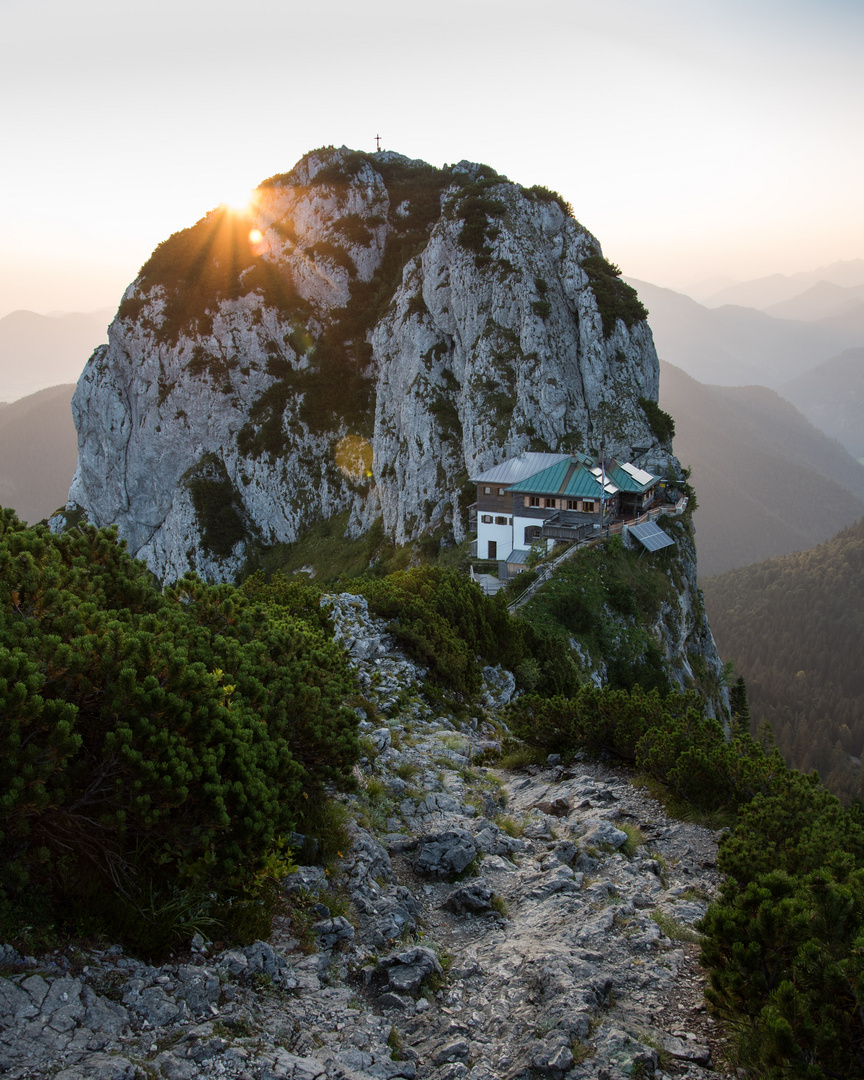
[443,880,495,914]
[378,946,442,994]
[414,830,478,879]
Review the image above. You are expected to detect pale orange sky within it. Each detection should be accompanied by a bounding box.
[1,0,862,316]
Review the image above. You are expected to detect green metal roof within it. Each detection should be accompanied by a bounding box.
[562,468,607,498]
[503,455,658,498]
[508,459,571,495]
[606,464,657,493]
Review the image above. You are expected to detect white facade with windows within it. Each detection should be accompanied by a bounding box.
[471,453,569,562]
[477,514,514,560]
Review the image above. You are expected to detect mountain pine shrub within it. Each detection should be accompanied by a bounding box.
[581,254,648,337]
[0,509,359,952]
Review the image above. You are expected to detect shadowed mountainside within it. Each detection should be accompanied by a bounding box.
[659,361,864,576]
[763,280,864,322]
[780,348,864,459]
[0,384,78,523]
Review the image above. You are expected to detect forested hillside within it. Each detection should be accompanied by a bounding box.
[702,517,864,802]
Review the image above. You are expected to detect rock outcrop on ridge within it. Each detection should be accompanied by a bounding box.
[0,596,732,1080]
[58,147,668,581]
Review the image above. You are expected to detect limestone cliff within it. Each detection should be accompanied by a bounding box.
[58,147,669,581]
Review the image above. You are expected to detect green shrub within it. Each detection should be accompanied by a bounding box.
[698,774,864,1077]
[581,255,648,337]
[357,566,525,696]
[453,176,506,260]
[0,510,359,952]
[520,184,574,217]
[638,397,675,445]
[184,453,247,559]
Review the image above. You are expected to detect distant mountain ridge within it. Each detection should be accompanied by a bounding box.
[627,278,860,388]
[781,348,864,459]
[702,259,864,310]
[763,280,864,322]
[659,361,864,576]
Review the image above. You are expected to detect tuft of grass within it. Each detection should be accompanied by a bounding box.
[393,760,419,782]
[637,1031,673,1071]
[463,792,486,814]
[358,734,379,761]
[650,910,701,943]
[618,822,645,857]
[453,854,483,882]
[424,947,452,994]
[646,849,670,887]
[295,797,352,867]
[498,746,545,771]
[571,1040,595,1066]
[364,777,388,804]
[490,894,509,918]
[387,1025,405,1061]
[495,815,524,838]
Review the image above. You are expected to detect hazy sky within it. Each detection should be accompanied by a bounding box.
[2,0,862,317]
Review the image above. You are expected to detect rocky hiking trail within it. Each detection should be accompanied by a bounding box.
[0,596,733,1080]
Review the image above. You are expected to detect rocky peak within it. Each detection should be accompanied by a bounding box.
[58,146,669,581]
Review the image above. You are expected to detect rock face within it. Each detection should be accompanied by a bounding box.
[58,147,667,581]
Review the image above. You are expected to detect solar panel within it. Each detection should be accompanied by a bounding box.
[629,521,675,552]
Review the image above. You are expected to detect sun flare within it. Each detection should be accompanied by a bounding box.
[220,186,258,215]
